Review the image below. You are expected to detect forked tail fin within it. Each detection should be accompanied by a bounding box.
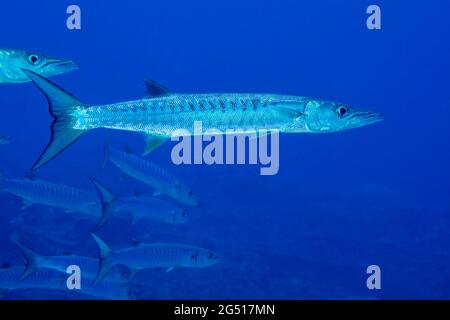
[14,241,42,282]
[22,69,87,171]
[91,233,114,285]
[89,178,118,230]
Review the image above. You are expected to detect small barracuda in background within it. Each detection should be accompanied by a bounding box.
[22,70,382,171]
[90,178,188,229]
[0,266,135,300]
[108,148,197,206]
[0,49,77,84]
[0,174,99,215]
[91,234,222,284]
[0,135,11,145]
[14,241,130,284]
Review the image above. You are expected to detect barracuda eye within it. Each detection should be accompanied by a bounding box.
[337,105,349,117]
[28,54,40,65]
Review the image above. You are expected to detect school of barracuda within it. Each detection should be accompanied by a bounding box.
[0,49,382,299]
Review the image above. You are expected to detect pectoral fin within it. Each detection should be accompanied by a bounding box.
[166,267,175,272]
[277,104,303,118]
[153,190,163,196]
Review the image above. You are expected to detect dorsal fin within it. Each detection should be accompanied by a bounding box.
[142,77,171,97]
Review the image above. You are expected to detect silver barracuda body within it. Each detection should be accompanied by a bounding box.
[23,71,383,170]
[90,178,188,229]
[14,241,130,284]
[0,266,134,299]
[0,175,99,215]
[91,234,222,284]
[108,149,197,206]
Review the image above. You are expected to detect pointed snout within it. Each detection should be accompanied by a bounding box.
[212,254,224,265]
[347,110,383,129]
[52,59,78,72]
[42,57,79,73]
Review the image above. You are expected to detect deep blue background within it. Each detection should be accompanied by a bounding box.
[0,0,449,299]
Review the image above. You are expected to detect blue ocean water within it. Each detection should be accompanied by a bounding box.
[0,0,449,299]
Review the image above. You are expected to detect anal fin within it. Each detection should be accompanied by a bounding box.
[143,134,169,156]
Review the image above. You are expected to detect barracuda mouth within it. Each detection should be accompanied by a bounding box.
[41,59,78,72]
[347,111,384,128]
[212,255,224,263]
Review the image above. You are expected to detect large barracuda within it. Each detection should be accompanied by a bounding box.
[108,148,197,206]
[0,175,99,215]
[23,70,383,170]
[0,266,134,299]
[90,178,188,229]
[0,49,77,83]
[91,234,222,284]
[14,241,130,284]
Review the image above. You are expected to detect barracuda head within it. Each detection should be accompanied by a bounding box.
[0,49,77,83]
[303,100,383,133]
[190,249,223,267]
[172,183,198,206]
